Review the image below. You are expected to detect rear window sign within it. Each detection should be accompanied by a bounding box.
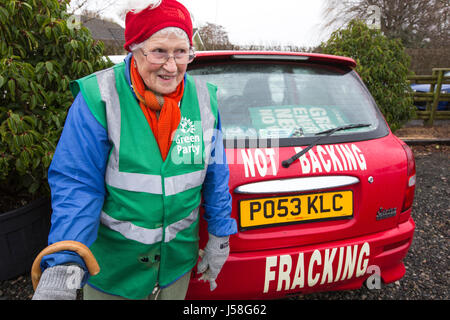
[249,105,348,137]
[238,144,367,178]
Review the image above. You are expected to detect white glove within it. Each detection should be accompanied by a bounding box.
[32,264,85,300]
[197,233,230,291]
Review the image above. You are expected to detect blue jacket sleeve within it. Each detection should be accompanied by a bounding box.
[41,93,111,274]
[201,114,238,237]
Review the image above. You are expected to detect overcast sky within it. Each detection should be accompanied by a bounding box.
[73,0,331,48]
[179,0,328,48]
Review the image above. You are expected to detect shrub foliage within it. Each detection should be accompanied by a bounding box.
[0,0,111,207]
[321,19,415,131]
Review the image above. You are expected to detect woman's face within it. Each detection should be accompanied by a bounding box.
[134,32,189,95]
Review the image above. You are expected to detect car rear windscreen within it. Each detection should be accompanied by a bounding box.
[188,62,382,140]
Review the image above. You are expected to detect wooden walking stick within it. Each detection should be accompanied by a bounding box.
[31,240,100,291]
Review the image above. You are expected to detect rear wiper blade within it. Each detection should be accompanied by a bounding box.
[282,123,371,168]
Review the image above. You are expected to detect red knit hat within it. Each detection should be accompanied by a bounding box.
[124,0,193,52]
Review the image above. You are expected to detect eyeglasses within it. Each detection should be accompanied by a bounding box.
[141,48,195,65]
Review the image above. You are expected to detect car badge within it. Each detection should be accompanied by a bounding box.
[376,207,397,220]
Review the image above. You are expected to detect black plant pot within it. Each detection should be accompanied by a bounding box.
[0,197,51,280]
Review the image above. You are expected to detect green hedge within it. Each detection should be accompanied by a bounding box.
[321,20,415,132]
[0,0,112,204]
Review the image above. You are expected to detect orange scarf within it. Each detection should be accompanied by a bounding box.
[130,56,183,161]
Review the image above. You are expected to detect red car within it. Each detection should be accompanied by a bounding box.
[185,51,416,299]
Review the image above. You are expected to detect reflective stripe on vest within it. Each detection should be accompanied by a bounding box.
[100,211,162,245]
[95,69,215,244]
[100,207,199,244]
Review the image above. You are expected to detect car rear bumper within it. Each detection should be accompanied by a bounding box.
[186,217,415,300]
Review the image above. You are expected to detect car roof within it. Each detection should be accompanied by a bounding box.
[192,51,357,69]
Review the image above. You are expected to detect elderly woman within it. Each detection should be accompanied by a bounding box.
[32,0,237,300]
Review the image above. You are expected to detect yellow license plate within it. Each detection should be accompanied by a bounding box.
[239,191,353,229]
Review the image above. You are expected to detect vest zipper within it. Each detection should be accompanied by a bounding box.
[152,281,160,300]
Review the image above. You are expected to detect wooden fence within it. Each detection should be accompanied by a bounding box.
[408,68,450,126]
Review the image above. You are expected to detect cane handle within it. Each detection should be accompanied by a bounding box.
[31,240,100,291]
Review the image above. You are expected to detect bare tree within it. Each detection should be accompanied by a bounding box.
[68,0,121,22]
[197,22,232,50]
[321,0,449,48]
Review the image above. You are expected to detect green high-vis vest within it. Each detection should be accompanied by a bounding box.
[70,62,218,299]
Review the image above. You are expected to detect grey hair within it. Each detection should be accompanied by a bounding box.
[129,27,190,53]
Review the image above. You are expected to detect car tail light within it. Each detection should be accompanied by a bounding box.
[401,144,416,212]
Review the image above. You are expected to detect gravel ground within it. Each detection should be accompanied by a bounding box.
[0,144,448,300]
